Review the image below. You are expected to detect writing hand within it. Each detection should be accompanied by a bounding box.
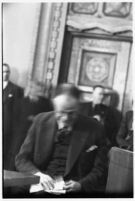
[63,180,81,192]
[35,172,55,190]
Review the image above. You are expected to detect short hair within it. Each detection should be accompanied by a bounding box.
[51,83,81,100]
[93,85,104,91]
[3,63,10,72]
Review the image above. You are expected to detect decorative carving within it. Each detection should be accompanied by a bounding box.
[86,57,109,82]
[81,39,122,51]
[44,3,68,94]
[71,3,98,14]
[67,3,132,35]
[45,3,63,93]
[28,3,67,96]
[103,2,131,18]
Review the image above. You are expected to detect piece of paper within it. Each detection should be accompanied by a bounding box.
[45,189,66,194]
[30,176,66,194]
[30,183,44,193]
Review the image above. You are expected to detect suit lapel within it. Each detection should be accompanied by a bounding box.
[65,127,88,176]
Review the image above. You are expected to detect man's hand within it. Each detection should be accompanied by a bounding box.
[63,180,81,192]
[35,172,55,190]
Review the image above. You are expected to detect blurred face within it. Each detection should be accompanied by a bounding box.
[93,87,104,104]
[3,65,10,81]
[53,94,79,128]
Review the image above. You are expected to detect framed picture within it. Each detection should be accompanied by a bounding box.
[75,47,117,91]
[70,3,98,15]
[103,2,132,18]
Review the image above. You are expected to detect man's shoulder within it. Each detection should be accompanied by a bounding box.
[99,103,108,110]
[79,101,92,106]
[9,81,23,94]
[76,114,102,130]
[9,81,19,89]
[79,101,92,111]
[34,111,55,123]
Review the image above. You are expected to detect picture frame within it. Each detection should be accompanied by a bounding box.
[75,46,117,92]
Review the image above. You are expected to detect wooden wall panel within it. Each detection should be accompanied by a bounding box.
[63,2,133,113]
[67,36,131,111]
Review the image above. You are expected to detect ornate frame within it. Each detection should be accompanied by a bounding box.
[75,47,117,91]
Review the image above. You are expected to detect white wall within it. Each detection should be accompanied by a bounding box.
[3,3,40,88]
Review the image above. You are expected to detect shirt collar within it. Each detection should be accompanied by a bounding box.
[3,81,8,90]
[57,120,72,132]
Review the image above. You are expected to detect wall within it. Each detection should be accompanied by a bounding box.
[59,2,132,113]
[3,3,132,113]
[3,3,40,88]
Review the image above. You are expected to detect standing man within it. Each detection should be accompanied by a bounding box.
[15,83,108,197]
[79,85,119,147]
[3,63,23,170]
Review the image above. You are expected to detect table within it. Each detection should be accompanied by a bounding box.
[4,170,40,187]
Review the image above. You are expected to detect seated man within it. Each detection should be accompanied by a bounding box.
[116,110,133,151]
[15,84,108,197]
[9,81,53,171]
[79,85,120,147]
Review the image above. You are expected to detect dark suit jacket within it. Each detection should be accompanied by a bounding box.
[9,96,53,171]
[3,81,23,169]
[116,110,133,150]
[15,111,108,193]
[79,102,121,146]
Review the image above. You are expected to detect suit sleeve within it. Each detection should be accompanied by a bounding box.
[15,115,40,174]
[116,113,128,147]
[104,107,121,146]
[79,125,109,192]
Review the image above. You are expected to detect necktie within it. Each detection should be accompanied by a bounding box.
[56,127,71,142]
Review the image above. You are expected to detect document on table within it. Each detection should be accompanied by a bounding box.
[30,176,66,194]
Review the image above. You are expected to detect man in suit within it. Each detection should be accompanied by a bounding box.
[3,63,23,169]
[79,85,119,147]
[116,110,133,151]
[9,81,54,171]
[15,84,108,197]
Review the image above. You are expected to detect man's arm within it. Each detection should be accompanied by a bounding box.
[15,114,55,190]
[116,113,128,147]
[104,107,121,146]
[15,115,40,174]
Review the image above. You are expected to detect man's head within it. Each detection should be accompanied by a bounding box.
[3,63,10,82]
[52,83,81,128]
[92,85,105,105]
